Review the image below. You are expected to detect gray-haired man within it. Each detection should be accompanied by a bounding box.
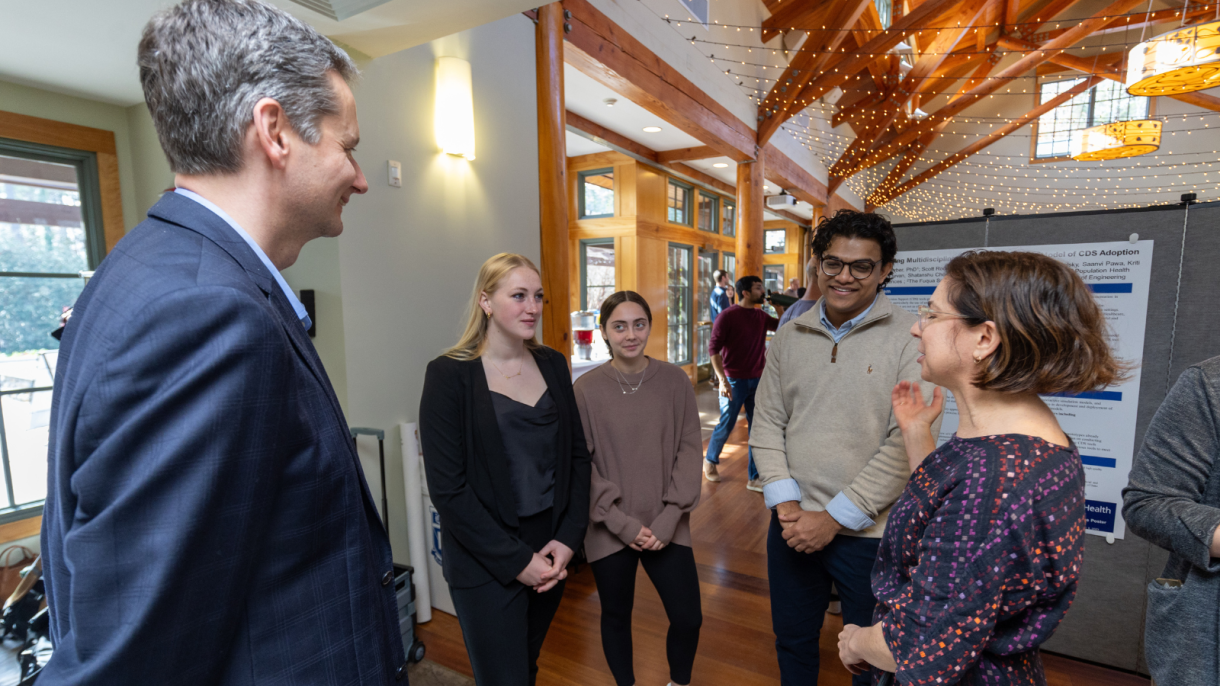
[40,1,406,683]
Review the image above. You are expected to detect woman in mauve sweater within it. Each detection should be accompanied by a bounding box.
[574,291,704,686]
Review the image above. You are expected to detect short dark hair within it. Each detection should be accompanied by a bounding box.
[598,290,653,358]
[735,275,762,299]
[811,209,898,291]
[944,250,1129,394]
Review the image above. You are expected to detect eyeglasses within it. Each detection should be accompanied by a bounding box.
[917,305,970,331]
[819,257,879,279]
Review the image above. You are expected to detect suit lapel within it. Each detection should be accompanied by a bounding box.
[147,193,381,524]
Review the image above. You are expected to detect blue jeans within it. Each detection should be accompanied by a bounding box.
[767,511,880,686]
[704,376,759,481]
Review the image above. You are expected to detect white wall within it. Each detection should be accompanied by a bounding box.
[333,13,541,562]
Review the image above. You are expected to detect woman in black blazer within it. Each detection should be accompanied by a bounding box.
[419,253,590,686]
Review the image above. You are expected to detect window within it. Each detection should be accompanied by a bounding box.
[696,249,717,366]
[763,264,786,295]
[667,179,692,226]
[696,192,718,233]
[764,228,787,254]
[0,141,105,519]
[721,200,736,237]
[1034,78,1150,159]
[875,0,892,29]
[722,253,736,284]
[578,168,614,218]
[579,239,615,312]
[667,243,692,365]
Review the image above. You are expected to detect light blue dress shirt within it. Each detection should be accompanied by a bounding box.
[173,188,311,330]
[762,294,880,532]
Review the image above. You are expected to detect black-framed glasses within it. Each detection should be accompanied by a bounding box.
[819,257,879,279]
[916,305,970,331]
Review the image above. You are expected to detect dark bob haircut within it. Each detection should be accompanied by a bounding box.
[944,250,1129,394]
[811,209,898,291]
[598,291,653,358]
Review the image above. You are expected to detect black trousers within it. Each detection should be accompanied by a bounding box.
[449,509,566,686]
[589,544,703,686]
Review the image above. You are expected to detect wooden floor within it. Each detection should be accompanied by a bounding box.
[417,385,1149,686]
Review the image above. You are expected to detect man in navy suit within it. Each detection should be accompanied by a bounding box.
[39,1,407,683]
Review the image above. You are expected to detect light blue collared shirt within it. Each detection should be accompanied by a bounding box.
[174,188,311,330]
[762,293,881,531]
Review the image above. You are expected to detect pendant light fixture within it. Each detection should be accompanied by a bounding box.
[1070,119,1162,161]
[1126,19,1220,96]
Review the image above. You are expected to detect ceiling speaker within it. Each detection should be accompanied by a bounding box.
[287,0,392,21]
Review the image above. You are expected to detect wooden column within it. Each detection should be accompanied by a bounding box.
[735,159,764,279]
[536,2,571,358]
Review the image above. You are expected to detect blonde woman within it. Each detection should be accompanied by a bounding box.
[419,253,591,686]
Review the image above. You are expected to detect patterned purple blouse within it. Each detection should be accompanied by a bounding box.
[872,434,1087,685]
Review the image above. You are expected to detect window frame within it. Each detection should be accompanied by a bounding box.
[0,136,108,524]
[696,190,719,233]
[578,237,616,311]
[577,167,615,219]
[721,200,736,237]
[764,228,787,255]
[1030,77,1154,163]
[666,242,694,366]
[667,178,694,227]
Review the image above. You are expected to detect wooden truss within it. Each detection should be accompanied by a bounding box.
[755,0,1220,206]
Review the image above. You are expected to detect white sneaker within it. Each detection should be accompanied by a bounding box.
[746,479,764,493]
[703,461,721,482]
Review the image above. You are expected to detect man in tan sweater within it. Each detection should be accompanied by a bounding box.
[750,210,940,686]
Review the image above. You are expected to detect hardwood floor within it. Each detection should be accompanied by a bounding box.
[416,384,1149,686]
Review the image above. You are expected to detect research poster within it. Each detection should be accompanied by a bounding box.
[884,240,1153,539]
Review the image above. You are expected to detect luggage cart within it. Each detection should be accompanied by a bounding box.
[350,427,426,664]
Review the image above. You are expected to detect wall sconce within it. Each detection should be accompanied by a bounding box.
[434,57,475,161]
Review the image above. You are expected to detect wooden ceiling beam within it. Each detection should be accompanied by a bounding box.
[657,146,720,164]
[757,0,874,147]
[769,207,813,226]
[562,0,756,162]
[844,0,1149,176]
[998,34,1220,112]
[762,0,837,44]
[565,110,659,162]
[782,0,963,124]
[761,145,829,208]
[1038,6,1219,41]
[871,74,1102,205]
[1015,0,1086,37]
[829,0,995,179]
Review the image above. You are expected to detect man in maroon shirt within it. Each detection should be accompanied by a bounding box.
[704,275,779,491]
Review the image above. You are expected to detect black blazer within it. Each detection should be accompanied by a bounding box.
[419,346,591,589]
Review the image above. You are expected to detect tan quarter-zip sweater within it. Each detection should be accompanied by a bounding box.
[750,292,942,538]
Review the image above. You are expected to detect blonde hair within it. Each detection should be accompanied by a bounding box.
[444,253,543,361]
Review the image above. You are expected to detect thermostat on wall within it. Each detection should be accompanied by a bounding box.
[388,160,402,188]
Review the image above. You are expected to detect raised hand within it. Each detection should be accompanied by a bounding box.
[891,380,944,434]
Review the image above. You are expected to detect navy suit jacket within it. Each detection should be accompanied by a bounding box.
[40,192,406,684]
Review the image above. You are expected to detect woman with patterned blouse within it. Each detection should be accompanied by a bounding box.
[836,251,1127,685]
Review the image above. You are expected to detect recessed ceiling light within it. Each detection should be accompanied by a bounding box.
[642,126,662,133]
[603,98,617,107]
[713,162,729,168]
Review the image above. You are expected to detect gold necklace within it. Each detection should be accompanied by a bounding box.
[488,356,525,380]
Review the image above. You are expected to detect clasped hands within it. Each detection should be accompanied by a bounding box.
[775,501,841,553]
[629,524,665,552]
[516,540,574,593]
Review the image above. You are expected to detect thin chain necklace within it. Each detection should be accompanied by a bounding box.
[488,355,525,380]
[612,362,647,395]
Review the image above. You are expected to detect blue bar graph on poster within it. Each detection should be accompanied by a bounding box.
[1047,390,1122,401]
[1088,283,1133,294]
[1080,455,1117,468]
[884,286,937,295]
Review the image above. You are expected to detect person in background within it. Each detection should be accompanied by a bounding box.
[777,257,821,329]
[838,250,1121,685]
[783,277,800,298]
[705,275,778,491]
[575,290,704,686]
[40,1,407,682]
[1123,355,1220,686]
[710,269,732,323]
[419,253,591,686]
[751,210,928,686]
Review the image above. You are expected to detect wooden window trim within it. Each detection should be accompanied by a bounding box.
[0,110,124,253]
